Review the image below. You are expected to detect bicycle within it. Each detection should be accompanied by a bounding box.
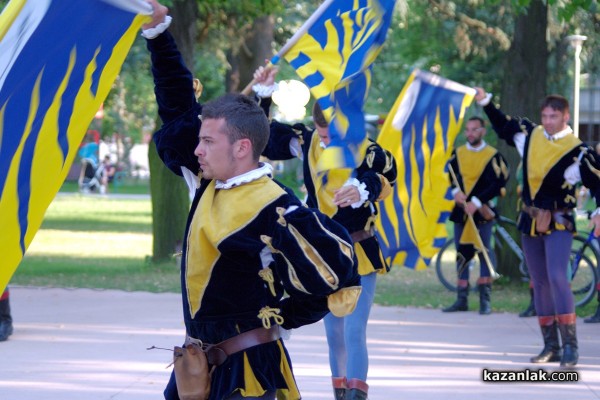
[435,214,600,307]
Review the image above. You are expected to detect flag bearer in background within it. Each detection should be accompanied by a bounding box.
[442,116,509,315]
[254,67,397,400]
[475,87,600,368]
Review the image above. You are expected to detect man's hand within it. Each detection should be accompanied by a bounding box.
[143,0,168,30]
[454,191,467,204]
[464,202,478,216]
[473,87,487,103]
[253,62,279,86]
[334,185,360,208]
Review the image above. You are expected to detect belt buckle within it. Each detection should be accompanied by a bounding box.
[206,346,227,366]
[528,206,540,218]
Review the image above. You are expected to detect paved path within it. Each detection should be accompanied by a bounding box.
[1,287,599,399]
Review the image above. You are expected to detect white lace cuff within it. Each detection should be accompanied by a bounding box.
[451,187,461,196]
[253,83,278,98]
[477,92,492,107]
[591,208,600,218]
[344,178,369,209]
[141,15,172,39]
[470,196,483,209]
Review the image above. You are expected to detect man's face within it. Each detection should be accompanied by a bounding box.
[194,118,236,180]
[316,124,330,146]
[541,106,570,135]
[464,120,485,146]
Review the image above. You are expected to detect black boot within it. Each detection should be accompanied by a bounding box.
[0,296,13,342]
[519,288,536,318]
[478,284,491,315]
[530,317,561,363]
[584,303,600,323]
[331,377,346,400]
[557,314,578,367]
[346,379,368,400]
[442,285,469,312]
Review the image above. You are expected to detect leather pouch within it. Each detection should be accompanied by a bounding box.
[535,209,552,233]
[173,344,211,400]
[478,204,496,221]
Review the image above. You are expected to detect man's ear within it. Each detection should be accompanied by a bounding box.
[235,138,253,159]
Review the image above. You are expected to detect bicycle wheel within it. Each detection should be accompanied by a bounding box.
[435,238,497,292]
[572,235,600,268]
[570,250,598,308]
[435,239,458,291]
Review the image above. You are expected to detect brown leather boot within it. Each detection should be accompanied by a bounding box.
[332,376,347,400]
[530,316,561,363]
[346,379,368,400]
[557,314,578,367]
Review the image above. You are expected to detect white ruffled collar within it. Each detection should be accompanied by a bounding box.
[544,126,572,141]
[466,140,487,152]
[214,162,273,189]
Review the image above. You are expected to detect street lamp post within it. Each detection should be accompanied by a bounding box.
[566,34,587,138]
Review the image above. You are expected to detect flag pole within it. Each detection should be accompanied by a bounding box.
[240,0,336,96]
[98,0,153,14]
[447,164,500,280]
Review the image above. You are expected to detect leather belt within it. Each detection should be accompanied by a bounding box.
[521,205,573,231]
[522,205,570,217]
[350,227,375,243]
[188,325,281,367]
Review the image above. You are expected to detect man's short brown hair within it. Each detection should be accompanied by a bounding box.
[541,95,569,113]
[312,102,328,128]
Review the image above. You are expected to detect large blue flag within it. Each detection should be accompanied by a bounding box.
[0,0,151,292]
[375,69,475,270]
[274,0,396,173]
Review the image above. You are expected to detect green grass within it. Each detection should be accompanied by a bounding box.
[13,195,180,292]
[11,191,600,317]
[60,178,150,195]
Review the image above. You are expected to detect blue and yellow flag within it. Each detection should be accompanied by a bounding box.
[274,0,396,173]
[0,0,151,292]
[375,69,476,270]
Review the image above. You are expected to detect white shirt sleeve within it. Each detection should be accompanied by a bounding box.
[513,132,526,157]
[289,137,303,159]
[564,162,582,186]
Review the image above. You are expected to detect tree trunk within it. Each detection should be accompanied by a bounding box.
[148,140,189,261]
[226,16,275,93]
[147,0,197,261]
[169,0,199,70]
[496,0,548,280]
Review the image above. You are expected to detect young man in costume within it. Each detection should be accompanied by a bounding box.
[442,116,509,315]
[143,2,361,399]
[475,87,600,367]
[254,66,397,400]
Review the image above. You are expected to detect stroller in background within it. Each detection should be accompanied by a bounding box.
[78,158,103,193]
